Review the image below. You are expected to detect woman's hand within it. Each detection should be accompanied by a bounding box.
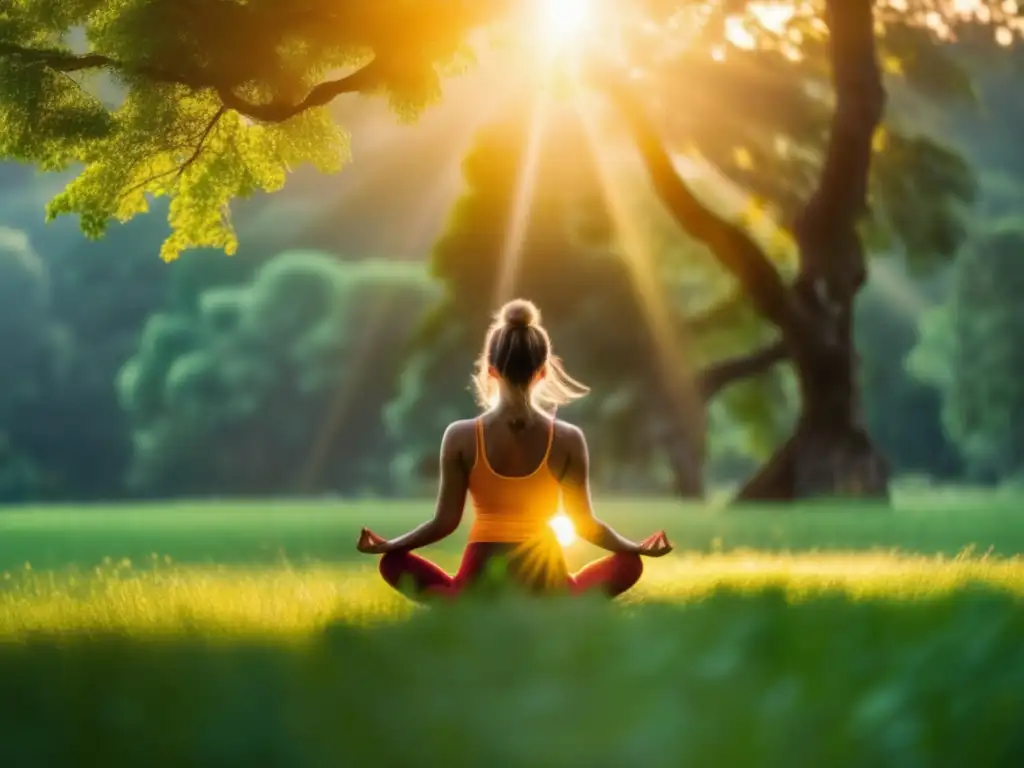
[636,531,672,557]
[356,527,393,555]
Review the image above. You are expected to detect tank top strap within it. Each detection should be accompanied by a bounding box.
[474,416,486,468]
[542,416,556,464]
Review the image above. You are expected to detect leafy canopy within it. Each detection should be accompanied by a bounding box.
[611,0,1022,267]
[0,0,1021,261]
[0,0,499,260]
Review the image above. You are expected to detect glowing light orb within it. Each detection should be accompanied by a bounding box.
[539,0,592,48]
[549,513,577,547]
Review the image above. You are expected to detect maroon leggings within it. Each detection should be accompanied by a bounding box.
[379,541,643,601]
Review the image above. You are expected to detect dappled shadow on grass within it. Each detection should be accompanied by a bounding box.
[2,586,1024,767]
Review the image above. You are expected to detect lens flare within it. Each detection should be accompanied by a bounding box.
[549,513,577,547]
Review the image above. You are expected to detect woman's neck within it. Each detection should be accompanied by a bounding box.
[492,388,538,423]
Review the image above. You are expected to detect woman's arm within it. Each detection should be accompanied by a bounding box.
[383,423,468,552]
[560,425,642,555]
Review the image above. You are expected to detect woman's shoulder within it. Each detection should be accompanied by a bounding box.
[439,419,479,469]
[445,413,582,441]
[442,418,478,442]
[550,419,587,478]
[552,418,586,446]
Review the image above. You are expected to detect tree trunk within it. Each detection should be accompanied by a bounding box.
[737,316,890,501]
[601,0,893,503]
[737,0,891,501]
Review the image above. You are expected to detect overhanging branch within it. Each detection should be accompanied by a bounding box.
[684,288,749,336]
[697,340,788,400]
[215,63,383,122]
[0,43,383,123]
[0,42,216,85]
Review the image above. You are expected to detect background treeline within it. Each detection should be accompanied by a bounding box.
[1,46,1022,503]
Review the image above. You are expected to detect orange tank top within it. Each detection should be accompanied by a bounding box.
[467,417,562,544]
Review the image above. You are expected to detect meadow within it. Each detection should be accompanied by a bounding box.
[2,493,1024,766]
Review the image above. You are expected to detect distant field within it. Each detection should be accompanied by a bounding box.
[3,494,1024,766]
[2,490,1023,572]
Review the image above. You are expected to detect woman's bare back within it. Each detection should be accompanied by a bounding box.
[446,412,576,481]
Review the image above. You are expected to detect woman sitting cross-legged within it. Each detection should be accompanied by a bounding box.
[356,298,672,600]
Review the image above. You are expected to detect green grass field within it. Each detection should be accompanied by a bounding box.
[2,495,1024,766]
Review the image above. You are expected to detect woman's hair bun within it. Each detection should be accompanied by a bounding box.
[500,298,540,329]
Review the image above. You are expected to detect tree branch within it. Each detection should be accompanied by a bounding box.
[214,63,383,122]
[792,0,886,302]
[684,288,749,336]
[0,43,383,123]
[596,69,812,345]
[178,105,227,174]
[0,43,209,84]
[117,106,227,200]
[697,340,788,400]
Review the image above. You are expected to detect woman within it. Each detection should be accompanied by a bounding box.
[357,298,672,600]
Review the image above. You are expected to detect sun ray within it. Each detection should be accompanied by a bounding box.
[391,97,509,255]
[297,293,399,492]
[243,86,500,253]
[571,90,705,438]
[493,91,551,306]
[296,68,520,488]
[510,533,570,590]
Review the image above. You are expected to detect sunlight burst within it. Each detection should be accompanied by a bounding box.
[539,0,592,49]
[549,513,577,547]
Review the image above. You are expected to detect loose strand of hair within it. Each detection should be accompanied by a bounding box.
[533,355,589,413]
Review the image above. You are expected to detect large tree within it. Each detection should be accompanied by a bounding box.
[1,0,1019,501]
[0,0,501,260]
[588,1,1016,500]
